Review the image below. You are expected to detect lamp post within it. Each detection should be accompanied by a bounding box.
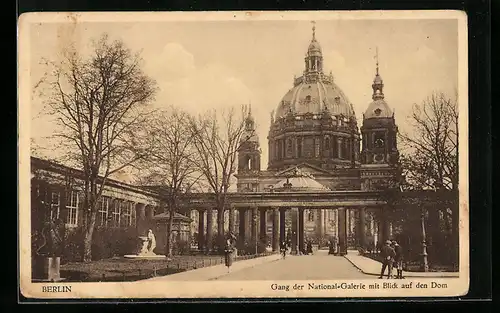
[421,207,429,272]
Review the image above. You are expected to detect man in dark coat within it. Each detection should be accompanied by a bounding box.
[392,240,404,279]
[280,241,287,259]
[379,240,396,279]
[224,239,234,273]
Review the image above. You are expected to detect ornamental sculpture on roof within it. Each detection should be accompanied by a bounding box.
[289,167,315,179]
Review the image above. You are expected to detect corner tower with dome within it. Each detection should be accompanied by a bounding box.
[234,24,401,252]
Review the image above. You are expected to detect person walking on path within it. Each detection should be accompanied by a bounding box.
[280,241,287,259]
[379,240,396,279]
[224,238,235,273]
[392,240,404,279]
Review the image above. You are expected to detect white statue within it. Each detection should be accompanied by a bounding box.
[147,229,156,254]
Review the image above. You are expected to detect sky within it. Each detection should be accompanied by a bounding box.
[28,15,459,181]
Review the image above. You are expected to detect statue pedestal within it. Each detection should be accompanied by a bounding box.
[124,254,167,259]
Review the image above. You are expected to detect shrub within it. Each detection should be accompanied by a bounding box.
[172,240,190,255]
[59,226,138,263]
[235,239,267,255]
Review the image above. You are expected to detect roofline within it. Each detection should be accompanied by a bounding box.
[30,156,159,198]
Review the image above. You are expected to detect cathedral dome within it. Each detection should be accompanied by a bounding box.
[267,24,361,172]
[275,79,355,119]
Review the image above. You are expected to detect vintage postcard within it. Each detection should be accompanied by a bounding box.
[18,10,469,299]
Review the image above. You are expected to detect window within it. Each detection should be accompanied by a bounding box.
[315,138,320,157]
[120,201,133,227]
[98,196,109,227]
[50,191,60,221]
[297,139,302,158]
[308,210,314,222]
[286,139,293,157]
[112,200,121,227]
[66,191,79,226]
[374,133,385,148]
[324,137,330,150]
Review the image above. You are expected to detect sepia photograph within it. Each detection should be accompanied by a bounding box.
[18,10,469,298]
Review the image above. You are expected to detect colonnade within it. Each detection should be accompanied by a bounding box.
[194,206,393,255]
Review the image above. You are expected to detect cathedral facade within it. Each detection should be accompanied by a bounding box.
[234,25,400,249]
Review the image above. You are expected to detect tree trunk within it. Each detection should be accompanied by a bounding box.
[83,213,96,263]
[82,177,98,262]
[165,208,175,258]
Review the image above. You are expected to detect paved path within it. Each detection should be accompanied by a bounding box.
[145,253,282,281]
[215,250,371,280]
[344,250,460,278]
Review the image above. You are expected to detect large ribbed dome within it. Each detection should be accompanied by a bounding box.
[275,78,355,119]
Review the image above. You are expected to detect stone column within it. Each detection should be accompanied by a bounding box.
[135,203,146,237]
[337,137,343,159]
[334,209,338,239]
[272,208,279,251]
[251,208,258,249]
[298,208,305,254]
[337,207,347,255]
[291,208,298,254]
[228,206,235,235]
[317,208,324,238]
[238,208,246,245]
[206,209,213,253]
[279,208,286,245]
[198,209,205,250]
[259,208,267,243]
[380,207,391,244]
[245,209,252,242]
[359,207,367,250]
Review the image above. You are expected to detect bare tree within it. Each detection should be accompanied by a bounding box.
[189,105,253,252]
[399,91,459,266]
[40,33,157,262]
[399,91,458,191]
[136,105,202,258]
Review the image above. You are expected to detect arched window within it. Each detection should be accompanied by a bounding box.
[247,157,253,170]
[325,137,330,150]
[308,210,314,222]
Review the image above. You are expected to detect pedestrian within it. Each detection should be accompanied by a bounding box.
[224,238,234,273]
[392,240,404,279]
[379,240,396,279]
[280,241,287,259]
[307,241,313,255]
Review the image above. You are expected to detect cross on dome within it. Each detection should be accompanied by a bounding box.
[311,21,316,41]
